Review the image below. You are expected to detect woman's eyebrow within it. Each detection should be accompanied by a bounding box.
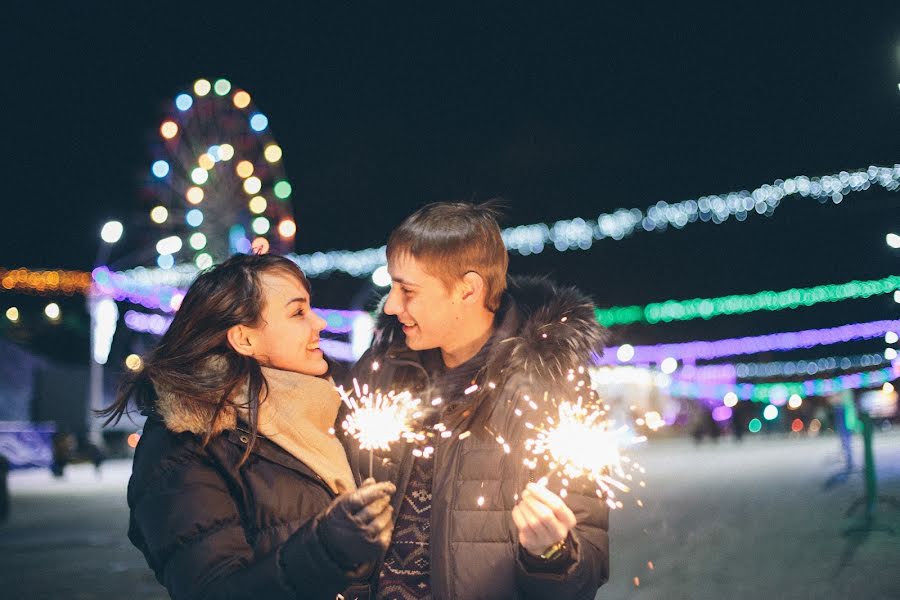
[285,297,310,308]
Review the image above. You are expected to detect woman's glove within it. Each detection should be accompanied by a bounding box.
[316,478,396,569]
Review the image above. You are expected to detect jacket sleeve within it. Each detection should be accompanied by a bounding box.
[501,383,610,600]
[129,448,359,600]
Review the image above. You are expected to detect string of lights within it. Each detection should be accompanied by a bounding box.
[595,275,900,326]
[597,319,900,364]
[0,268,92,295]
[667,365,898,403]
[289,164,900,278]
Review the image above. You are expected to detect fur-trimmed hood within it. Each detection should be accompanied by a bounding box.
[369,275,606,394]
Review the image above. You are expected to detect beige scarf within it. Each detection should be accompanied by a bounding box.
[238,367,356,495]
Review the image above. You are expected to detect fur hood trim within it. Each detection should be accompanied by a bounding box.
[371,275,606,386]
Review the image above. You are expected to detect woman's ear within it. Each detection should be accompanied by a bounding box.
[227,324,255,358]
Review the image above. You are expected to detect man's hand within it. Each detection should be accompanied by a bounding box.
[511,482,577,556]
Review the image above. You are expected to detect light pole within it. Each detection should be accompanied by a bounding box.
[87,221,123,446]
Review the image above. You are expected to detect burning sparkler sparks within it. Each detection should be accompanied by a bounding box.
[521,388,647,510]
[337,379,423,477]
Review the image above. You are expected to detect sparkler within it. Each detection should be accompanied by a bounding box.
[521,384,647,510]
[338,379,423,478]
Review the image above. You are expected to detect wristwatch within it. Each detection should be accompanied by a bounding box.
[539,538,567,561]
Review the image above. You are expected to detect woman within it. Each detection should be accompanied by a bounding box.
[101,253,394,599]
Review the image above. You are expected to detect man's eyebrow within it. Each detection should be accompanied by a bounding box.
[391,277,420,287]
[285,297,310,307]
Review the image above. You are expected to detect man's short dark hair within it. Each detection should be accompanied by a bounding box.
[386,201,509,311]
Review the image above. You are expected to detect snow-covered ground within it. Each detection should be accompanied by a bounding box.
[1,431,898,599]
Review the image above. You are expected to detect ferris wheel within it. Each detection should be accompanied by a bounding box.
[143,77,296,268]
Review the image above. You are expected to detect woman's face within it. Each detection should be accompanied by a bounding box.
[244,270,329,376]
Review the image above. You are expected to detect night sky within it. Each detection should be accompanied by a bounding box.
[2,3,898,361]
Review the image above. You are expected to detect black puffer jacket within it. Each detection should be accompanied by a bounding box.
[127,392,367,599]
[345,276,610,600]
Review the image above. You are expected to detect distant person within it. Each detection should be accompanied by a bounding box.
[100,253,395,599]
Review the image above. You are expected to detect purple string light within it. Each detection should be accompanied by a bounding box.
[597,319,900,364]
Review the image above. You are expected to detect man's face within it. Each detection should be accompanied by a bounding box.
[383,253,463,352]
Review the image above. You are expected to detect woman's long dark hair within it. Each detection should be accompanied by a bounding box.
[98,253,311,465]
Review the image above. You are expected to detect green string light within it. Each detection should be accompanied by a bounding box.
[595,275,900,327]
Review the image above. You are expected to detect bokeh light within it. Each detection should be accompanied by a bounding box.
[372,266,391,287]
[243,176,262,195]
[156,235,182,255]
[191,168,209,185]
[274,180,292,199]
[723,392,738,408]
[189,232,207,250]
[763,405,779,421]
[251,237,270,254]
[160,121,179,139]
[127,432,141,448]
[248,196,267,214]
[249,113,268,131]
[5,307,19,322]
[152,160,170,178]
[214,78,232,96]
[748,418,762,433]
[186,209,204,227]
[277,219,296,238]
[616,344,635,362]
[660,357,678,375]
[195,253,213,269]
[886,331,899,344]
[100,220,124,243]
[193,78,211,96]
[157,254,175,269]
[198,153,216,170]
[252,217,270,235]
[788,394,803,409]
[186,186,204,205]
[44,302,61,321]
[150,206,168,224]
[125,354,143,371]
[233,90,251,109]
[264,144,282,162]
[175,93,193,111]
[236,160,254,178]
[791,419,804,433]
[217,143,235,161]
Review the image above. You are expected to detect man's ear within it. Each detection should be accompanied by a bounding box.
[226,324,255,358]
[460,271,486,305]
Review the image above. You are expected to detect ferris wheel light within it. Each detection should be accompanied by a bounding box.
[273,180,292,199]
[191,168,209,185]
[152,160,170,178]
[198,153,216,170]
[194,79,211,97]
[195,253,213,269]
[264,144,282,163]
[175,93,193,111]
[249,196,267,214]
[186,186,204,205]
[150,206,169,224]
[214,79,232,96]
[252,217,270,235]
[100,220,124,244]
[160,121,179,139]
[278,219,296,238]
[157,254,174,269]
[189,232,207,250]
[156,235,183,256]
[249,113,268,132]
[186,209,204,227]
[233,90,251,109]
[243,176,262,195]
[236,160,254,178]
[217,144,235,161]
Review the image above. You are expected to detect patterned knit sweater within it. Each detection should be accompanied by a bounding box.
[376,456,433,599]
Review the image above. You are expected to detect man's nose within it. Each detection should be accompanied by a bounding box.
[383,286,400,316]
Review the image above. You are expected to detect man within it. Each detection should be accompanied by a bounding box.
[344,202,609,599]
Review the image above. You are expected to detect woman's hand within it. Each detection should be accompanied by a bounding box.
[317,478,396,569]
